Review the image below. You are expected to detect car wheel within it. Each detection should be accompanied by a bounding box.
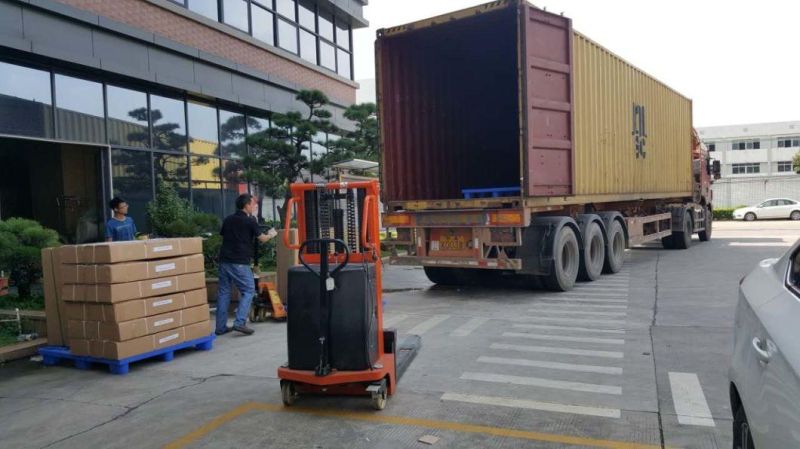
[733,404,755,449]
[791,210,800,221]
[744,212,756,222]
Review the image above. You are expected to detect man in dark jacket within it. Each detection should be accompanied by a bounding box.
[216,193,277,335]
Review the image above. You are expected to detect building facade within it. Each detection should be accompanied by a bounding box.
[0,0,366,242]
[698,121,800,207]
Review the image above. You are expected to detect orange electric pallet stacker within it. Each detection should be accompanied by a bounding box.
[277,180,420,410]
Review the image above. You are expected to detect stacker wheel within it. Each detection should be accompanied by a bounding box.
[603,219,626,274]
[281,380,296,406]
[578,222,606,282]
[543,226,580,291]
[698,206,712,242]
[370,380,388,411]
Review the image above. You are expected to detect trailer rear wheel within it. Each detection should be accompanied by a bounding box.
[698,206,712,241]
[543,226,580,291]
[423,267,466,286]
[603,220,626,274]
[579,222,605,281]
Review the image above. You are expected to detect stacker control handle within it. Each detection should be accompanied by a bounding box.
[297,238,350,279]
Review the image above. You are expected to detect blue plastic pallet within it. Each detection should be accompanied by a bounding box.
[38,334,215,375]
[462,186,522,199]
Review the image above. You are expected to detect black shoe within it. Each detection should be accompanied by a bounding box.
[232,325,255,335]
[215,326,231,336]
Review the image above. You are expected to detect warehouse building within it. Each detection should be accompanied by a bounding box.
[0,0,366,242]
[698,121,800,207]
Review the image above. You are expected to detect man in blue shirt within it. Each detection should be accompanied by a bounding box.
[105,197,137,242]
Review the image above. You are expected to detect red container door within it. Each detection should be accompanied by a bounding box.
[521,4,574,196]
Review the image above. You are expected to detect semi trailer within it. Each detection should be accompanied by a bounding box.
[378,0,719,291]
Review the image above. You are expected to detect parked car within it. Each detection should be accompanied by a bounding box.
[733,198,800,221]
[729,239,800,448]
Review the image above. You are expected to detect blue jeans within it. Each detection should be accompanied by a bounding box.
[216,263,256,332]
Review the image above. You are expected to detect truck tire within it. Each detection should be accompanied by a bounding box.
[603,219,626,274]
[423,267,466,286]
[543,226,580,291]
[661,235,675,249]
[672,210,693,250]
[698,206,712,241]
[578,222,605,282]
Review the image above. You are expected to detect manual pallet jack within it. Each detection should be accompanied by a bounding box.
[277,180,420,410]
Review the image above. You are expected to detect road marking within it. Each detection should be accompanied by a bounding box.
[668,372,715,427]
[530,303,628,310]
[407,314,450,335]
[491,343,624,359]
[451,317,489,337]
[535,296,628,304]
[165,401,673,449]
[527,308,627,317]
[478,356,623,375]
[462,372,622,395]
[383,314,409,328]
[729,242,793,247]
[561,291,630,298]
[512,323,626,335]
[503,332,625,345]
[441,392,622,418]
[510,316,626,326]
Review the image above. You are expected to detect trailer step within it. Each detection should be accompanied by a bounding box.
[462,187,521,199]
[38,334,215,375]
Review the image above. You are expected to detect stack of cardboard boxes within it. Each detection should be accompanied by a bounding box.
[52,238,211,360]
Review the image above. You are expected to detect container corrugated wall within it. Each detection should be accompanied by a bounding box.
[571,32,693,198]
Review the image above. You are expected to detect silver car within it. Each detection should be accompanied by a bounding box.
[730,242,800,448]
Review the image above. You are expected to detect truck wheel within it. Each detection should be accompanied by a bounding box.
[578,222,605,281]
[698,206,712,241]
[543,226,580,291]
[603,220,625,274]
[673,211,693,250]
[423,267,465,286]
[661,235,675,249]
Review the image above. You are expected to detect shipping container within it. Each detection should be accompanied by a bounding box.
[377,0,693,209]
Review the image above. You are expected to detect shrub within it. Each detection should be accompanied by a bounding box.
[713,206,746,220]
[0,218,60,297]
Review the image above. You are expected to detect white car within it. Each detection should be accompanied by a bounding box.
[729,240,800,448]
[733,198,800,221]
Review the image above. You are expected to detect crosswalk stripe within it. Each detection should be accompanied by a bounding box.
[528,303,627,310]
[526,308,627,317]
[511,323,626,335]
[440,393,622,418]
[462,372,622,395]
[669,372,715,427]
[561,292,630,298]
[491,343,624,359]
[510,316,626,326]
[478,356,623,375]
[407,314,450,335]
[383,314,409,328]
[534,296,628,304]
[503,332,625,345]
[450,317,489,337]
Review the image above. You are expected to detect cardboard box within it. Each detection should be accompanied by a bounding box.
[69,320,211,359]
[63,272,206,303]
[41,248,70,346]
[67,304,209,342]
[62,254,205,284]
[184,320,212,341]
[66,288,207,322]
[59,238,202,264]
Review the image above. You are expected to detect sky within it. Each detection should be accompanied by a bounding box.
[351,0,800,127]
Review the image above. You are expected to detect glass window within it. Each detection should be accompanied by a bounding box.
[219,110,247,158]
[221,158,247,213]
[188,101,219,155]
[187,0,219,21]
[247,115,270,137]
[318,8,334,41]
[276,0,295,19]
[278,19,298,53]
[107,86,149,147]
[154,153,189,198]
[0,62,53,138]
[111,149,153,233]
[150,95,186,152]
[298,0,315,30]
[252,5,274,45]
[55,74,105,143]
[190,156,222,217]
[337,49,351,79]
[300,30,317,64]
[753,140,760,149]
[222,0,249,32]
[336,21,350,50]
[320,41,335,70]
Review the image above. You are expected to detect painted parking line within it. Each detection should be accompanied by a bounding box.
[407,314,450,335]
[535,296,629,304]
[729,242,793,247]
[478,356,623,375]
[503,332,625,345]
[461,372,622,395]
[668,372,715,427]
[441,392,622,418]
[510,316,627,326]
[511,323,626,335]
[383,314,409,328]
[451,317,489,337]
[491,343,624,359]
[529,303,628,310]
[164,401,674,449]
[526,308,628,317]
[561,291,631,298]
